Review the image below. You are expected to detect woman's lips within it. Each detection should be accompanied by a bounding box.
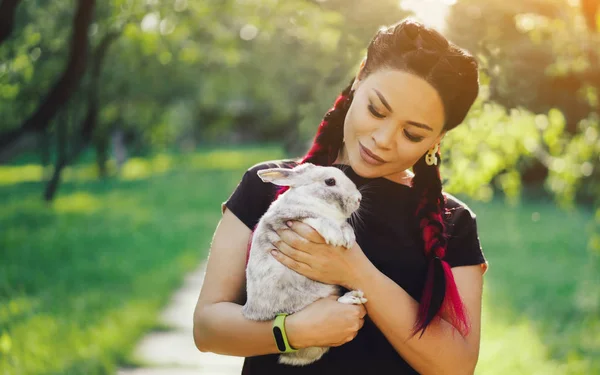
[359,142,385,166]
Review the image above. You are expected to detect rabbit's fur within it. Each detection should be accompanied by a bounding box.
[241,163,367,366]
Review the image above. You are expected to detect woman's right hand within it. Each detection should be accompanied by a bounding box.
[285,294,367,349]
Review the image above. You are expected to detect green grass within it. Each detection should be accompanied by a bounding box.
[0,146,285,375]
[469,198,599,374]
[0,145,598,374]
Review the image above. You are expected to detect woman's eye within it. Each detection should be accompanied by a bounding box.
[368,104,385,119]
[404,130,424,142]
[325,178,336,186]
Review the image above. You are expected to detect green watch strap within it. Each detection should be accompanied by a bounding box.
[272,313,298,353]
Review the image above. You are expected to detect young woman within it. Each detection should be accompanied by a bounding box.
[193,18,488,375]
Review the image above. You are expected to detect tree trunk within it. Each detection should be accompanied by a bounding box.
[95,135,108,178]
[44,109,69,201]
[44,158,69,201]
[43,30,121,201]
[40,127,52,181]
[0,0,22,45]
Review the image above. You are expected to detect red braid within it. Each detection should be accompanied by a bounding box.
[300,85,353,166]
[411,146,470,337]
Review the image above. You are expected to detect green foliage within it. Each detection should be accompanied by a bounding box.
[0,1,73,126]
[444,91,600,209]
[446,0,595,118]
[443,96,538,202]
[1,0,411,158]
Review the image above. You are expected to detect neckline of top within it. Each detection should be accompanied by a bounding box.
[331,163,414,191]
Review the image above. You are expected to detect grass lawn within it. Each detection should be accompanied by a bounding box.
[0,145,285,375]
[0,145,598,374]
[471,198,599,374]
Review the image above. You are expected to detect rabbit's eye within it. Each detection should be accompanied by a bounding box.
[325,178,336,186]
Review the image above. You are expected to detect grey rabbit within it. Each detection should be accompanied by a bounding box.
[241,162,367,366]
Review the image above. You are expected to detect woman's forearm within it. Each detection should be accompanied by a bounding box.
[193,302,281,356]
[194,302,307,357]
[348,257,478,375]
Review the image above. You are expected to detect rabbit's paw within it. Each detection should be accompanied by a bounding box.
[301,218,345,247]
[337,290,367,305]
[340,223,356,249]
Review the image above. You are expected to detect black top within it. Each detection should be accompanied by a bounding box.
[222,159,487,375]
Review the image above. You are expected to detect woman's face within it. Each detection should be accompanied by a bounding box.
[336,68,446,183]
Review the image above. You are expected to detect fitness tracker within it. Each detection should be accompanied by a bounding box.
[272,313,298,353]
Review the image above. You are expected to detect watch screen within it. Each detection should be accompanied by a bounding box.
[273,326,286,352]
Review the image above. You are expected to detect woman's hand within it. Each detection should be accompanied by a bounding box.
[285,295,367,349]
[270,220,367,290]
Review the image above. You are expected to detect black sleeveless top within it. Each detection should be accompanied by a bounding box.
[222,159,487,375]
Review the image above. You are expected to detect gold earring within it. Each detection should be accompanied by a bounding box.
[425,144,440,166]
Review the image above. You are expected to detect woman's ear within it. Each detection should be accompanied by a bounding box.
[435,131,446,145]
[358,56,366,74]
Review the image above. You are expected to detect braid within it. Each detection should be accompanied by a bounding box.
[301,79,354,166]
[411,146,470,337]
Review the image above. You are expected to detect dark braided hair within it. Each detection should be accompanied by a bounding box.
[301,81,354,166]
[266,18,479,337]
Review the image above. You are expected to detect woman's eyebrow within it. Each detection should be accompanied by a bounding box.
[373,89,393,112]
[373,89,434,132]
[407,121,434,132]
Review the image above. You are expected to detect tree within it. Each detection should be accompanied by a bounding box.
[43,30,121,201]
[446,0,599,188]
[0,0,95,161]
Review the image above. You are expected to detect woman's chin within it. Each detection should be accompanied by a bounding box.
[349,156,384,178]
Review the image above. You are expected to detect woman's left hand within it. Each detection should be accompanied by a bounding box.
[271,220,366,289]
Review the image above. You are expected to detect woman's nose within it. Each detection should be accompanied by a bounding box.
[371,121,396,150]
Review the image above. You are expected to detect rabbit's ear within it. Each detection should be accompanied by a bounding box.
[257,163,316,186]
[257,168,296,186]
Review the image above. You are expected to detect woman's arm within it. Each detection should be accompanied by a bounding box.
[348,255,483,375]
[192,209,285,356]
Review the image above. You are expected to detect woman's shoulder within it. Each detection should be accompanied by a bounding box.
[239,158,302,189]
[442,192,479,236]
[222,158,301,230]
[443,192,477,220]
[442,192,487,270]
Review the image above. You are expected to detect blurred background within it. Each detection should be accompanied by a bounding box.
[1,0,599,374]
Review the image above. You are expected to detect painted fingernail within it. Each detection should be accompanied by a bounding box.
[286,221,292,227]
